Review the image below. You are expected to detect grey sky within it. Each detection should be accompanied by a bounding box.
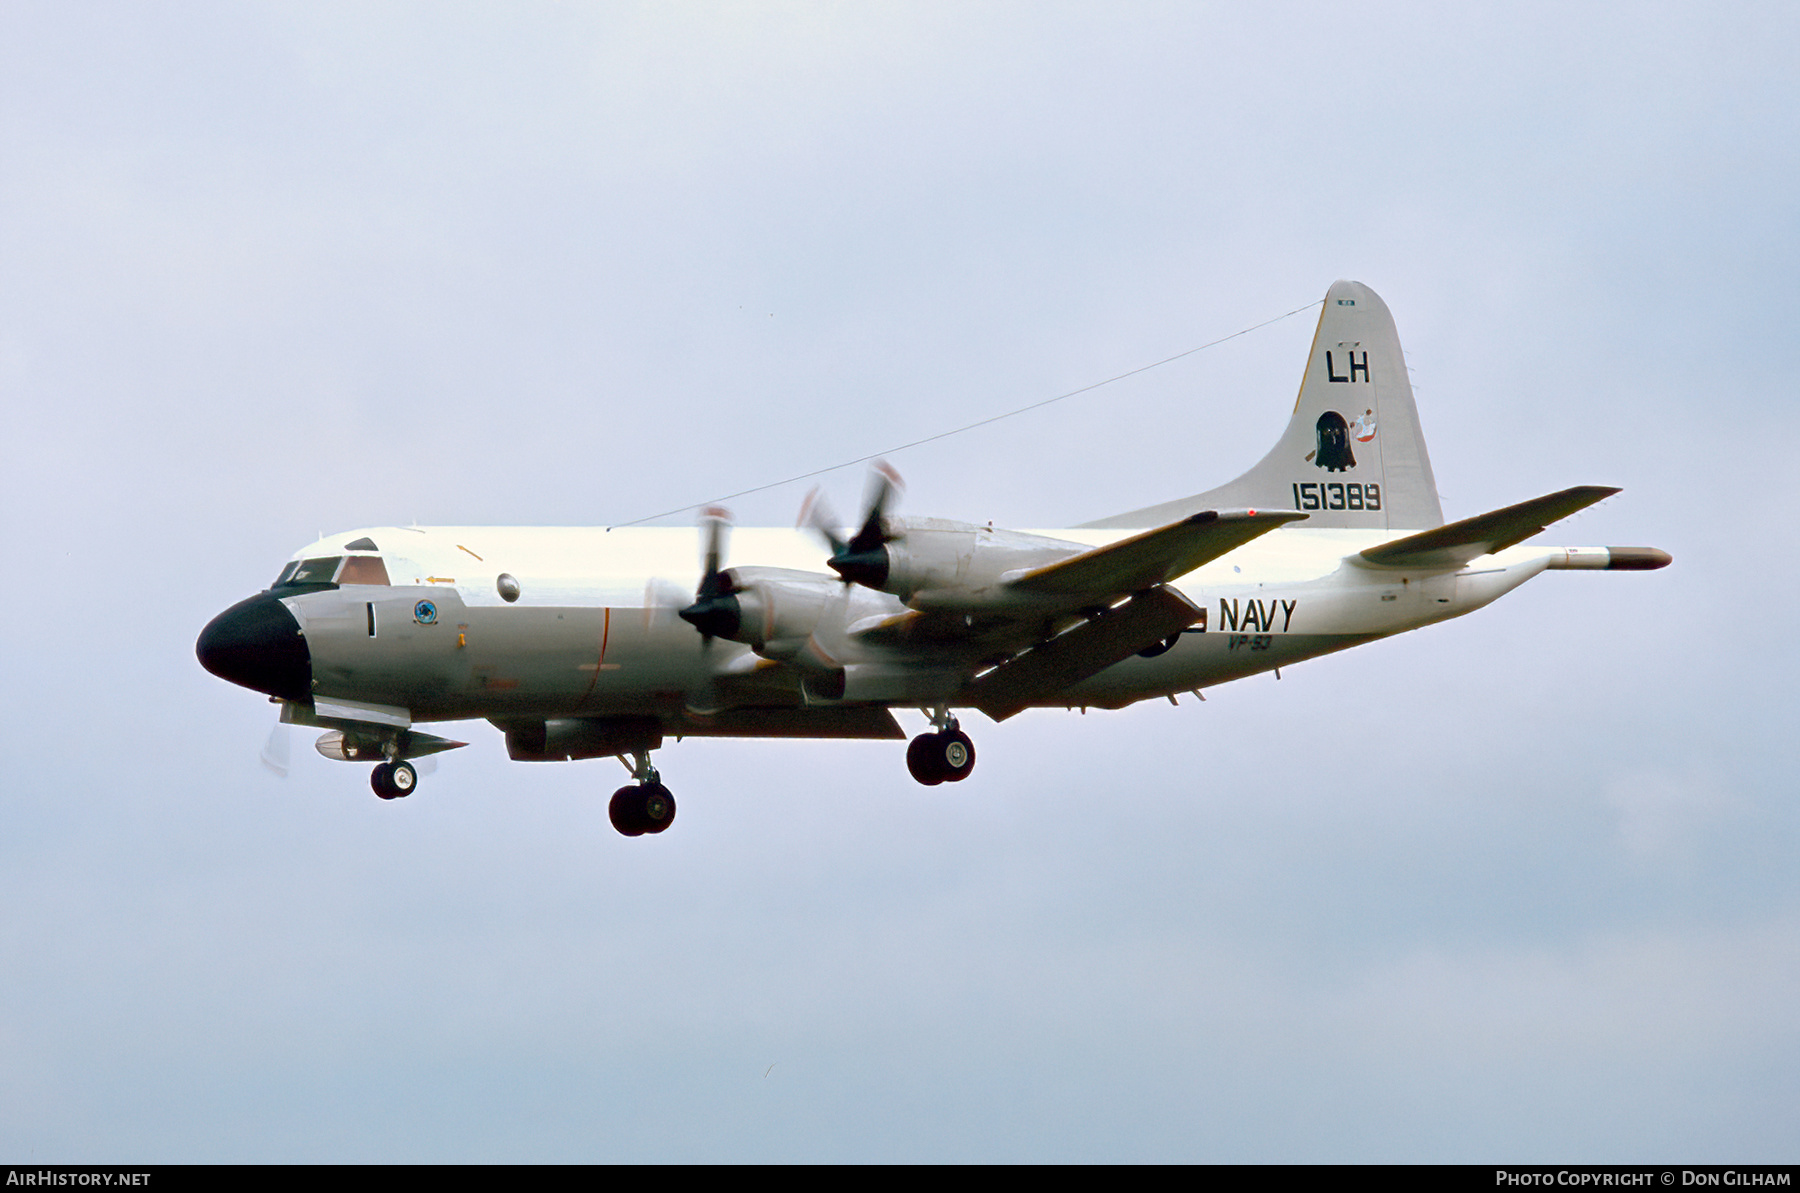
[2,1,1794,1161]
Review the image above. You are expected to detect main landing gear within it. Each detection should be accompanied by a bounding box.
[609,749,677,837]
[370,759,418,800]
[907,709,976,786]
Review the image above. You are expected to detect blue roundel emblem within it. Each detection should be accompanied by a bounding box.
[414,599,438,625]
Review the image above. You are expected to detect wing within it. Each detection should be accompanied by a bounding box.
[1004,508,1307,596]
[853,509,1302,720]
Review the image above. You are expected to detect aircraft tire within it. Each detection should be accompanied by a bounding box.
[640,783,677,834]
[940,730,976,782]
[608,785,649,837]
[906,734,948,786]
[389,760,417,797]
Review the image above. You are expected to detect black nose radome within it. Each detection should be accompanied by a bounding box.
[196,593,311,701]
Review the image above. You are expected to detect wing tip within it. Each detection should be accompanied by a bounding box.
[1604,546,1672,571]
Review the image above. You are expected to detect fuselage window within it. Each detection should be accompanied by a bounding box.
[288,557,344,585]
[338,556,392,586]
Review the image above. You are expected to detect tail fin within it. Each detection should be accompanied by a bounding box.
[1084,280,1444,530]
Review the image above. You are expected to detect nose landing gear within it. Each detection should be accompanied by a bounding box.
[906,708,976,786]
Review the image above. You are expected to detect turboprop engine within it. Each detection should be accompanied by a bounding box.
[677,512,854,698]
[807,466,1085,610]
[703,566,843,655]
[842,517,1088,609]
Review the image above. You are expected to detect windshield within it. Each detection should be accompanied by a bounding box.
[338,556,391,585]
[270,557,343,588]
[271,554,391,588]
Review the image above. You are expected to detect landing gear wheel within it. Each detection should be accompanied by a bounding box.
[609,748,675,837]
[609,785,648,836]
[907,730,975,785]
[371,760,418,800]
[907,734,948,785]
[610,783,677,837]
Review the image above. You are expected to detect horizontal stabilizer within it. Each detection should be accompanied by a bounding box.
[964,586,1203,722]
[1008,509,1306,596]
[1358,486,1619,570]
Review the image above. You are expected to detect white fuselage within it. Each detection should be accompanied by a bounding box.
[269,523,1551,727]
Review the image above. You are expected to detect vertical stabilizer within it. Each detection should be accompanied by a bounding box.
[1084,281,1443,530]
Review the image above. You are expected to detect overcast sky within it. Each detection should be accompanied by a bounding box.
[2,1,1794,1162]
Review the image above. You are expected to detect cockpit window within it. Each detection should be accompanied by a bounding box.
[272,561,300,588]
[344,537,379,551]
[288,557,343,585]
[338,556,391,585]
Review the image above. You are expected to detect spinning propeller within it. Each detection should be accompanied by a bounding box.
[678,507,739,643]
[260,720,293,777]
[800,460,903,590]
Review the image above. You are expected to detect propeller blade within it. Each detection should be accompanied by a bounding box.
[685,674,728,716]
[260,721,292,777]
[797,486,847,556]
[679,507,741,641]
[793,582,854,701]
[699,505,730,584]
[643,578,692,631]
[828,461,903,589]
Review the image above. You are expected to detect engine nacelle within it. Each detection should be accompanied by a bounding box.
[314,729,387,762]
[718,567,843,652]
[861,518,1082,606]
[315,727,469,762]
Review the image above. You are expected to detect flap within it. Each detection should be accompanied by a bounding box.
[1358,486,1619,570]
[963,586,1204,722]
